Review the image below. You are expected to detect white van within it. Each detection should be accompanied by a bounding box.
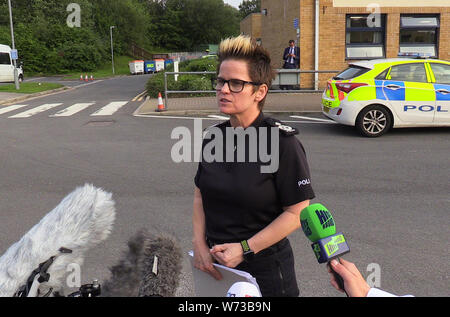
[0,44,23,83]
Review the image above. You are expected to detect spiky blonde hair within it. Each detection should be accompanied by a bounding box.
[219,35,256,58]
[217,35,275,109]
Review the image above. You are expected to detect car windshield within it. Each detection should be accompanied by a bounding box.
[333,65,370,80]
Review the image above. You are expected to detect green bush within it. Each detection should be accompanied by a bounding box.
[145,72,166,98]
[146,57,218,98]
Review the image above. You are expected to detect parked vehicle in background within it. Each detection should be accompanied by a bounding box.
[322,55,450,137]
[0,44,24,83]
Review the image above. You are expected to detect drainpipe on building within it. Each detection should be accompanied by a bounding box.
[314,0,319,91]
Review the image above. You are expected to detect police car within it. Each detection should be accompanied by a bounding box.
[322,54,450,137]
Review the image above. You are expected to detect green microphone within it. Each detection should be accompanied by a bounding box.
[300,203,350,294]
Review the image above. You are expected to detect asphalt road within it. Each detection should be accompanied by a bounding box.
[0,76,448,297]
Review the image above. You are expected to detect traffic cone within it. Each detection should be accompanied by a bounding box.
[85,75,89,82]
[90,75,94,81]
[155,92,166,112]
[80,75,84,81]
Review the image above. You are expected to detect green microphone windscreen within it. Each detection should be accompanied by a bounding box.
[300,203,336,242]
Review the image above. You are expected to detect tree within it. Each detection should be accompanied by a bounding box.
[146,0,240,51]
[239,0,260,19]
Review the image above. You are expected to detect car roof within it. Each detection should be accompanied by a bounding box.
[0,44,12,52]
[349,58,448,69]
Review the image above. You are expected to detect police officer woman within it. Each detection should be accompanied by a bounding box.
[192,35,315,297]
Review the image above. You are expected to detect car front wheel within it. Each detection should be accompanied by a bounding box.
[356,105,392,137]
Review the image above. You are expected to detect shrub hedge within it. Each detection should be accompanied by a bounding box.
[146,57,218,98]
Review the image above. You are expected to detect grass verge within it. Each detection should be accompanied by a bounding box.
[63,56,135,80]
[0,82,64,94]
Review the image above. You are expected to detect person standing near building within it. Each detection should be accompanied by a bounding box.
[282,40,300,89]
[283,40,300,69]
[192,35,315,297]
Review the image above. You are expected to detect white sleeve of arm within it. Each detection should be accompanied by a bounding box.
[367,288,414,297]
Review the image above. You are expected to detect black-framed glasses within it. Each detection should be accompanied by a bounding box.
[213,77,262,93]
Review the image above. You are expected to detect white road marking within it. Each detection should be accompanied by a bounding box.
[134,114,222,120]
[90,101,128,116]
[290,115,335,123]
[72,80,104,89]
[9,103,63,118]
[50,103,95,117]
[207,115,229,120]
[134,114,336,124]
[0,104,28,115]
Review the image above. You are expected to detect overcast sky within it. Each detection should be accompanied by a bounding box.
[224,0,243,9]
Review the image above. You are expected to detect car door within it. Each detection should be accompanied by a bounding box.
[0,52,14,82]
[382,62,435,123]
[428,62,450,124]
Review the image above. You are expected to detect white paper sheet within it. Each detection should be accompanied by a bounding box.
[188,251,261,297]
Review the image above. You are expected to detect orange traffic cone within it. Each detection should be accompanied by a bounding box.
[85,75,89,82]
[90,75,94,81]
[80,75,84,81]
[155,92,166,112]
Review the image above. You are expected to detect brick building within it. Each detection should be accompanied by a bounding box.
[240,0,450,89]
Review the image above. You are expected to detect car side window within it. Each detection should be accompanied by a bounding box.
[389,63,428,83]
[0,52,11,65]
[375,68,390,80]
[429,63,450,84]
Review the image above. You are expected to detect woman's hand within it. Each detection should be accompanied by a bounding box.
[210,243,244,268]
[193,242,223,280]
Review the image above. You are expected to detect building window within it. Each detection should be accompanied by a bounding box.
[346,14,386,59]
[399,15,439,58]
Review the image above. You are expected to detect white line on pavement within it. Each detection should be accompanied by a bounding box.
[72,80,104,89]
[0,104,28,115]
[9,103,63,118]
[90,101,128,116]
[134,114,337,124]
[50,103,95,117]
[207,115,229,120]
[290,115,335,123]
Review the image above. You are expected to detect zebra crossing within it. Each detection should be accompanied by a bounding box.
[0,101,130,119]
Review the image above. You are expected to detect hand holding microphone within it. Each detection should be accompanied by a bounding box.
[300,203,350,295]
[327,258,370,297]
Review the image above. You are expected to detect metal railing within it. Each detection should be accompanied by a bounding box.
[164,71,216,108]
[163,70,340,109]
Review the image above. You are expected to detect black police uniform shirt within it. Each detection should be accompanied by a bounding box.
[194,112,315,243]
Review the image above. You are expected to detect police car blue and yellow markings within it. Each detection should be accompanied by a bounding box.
[323,61,450,112]
[434,84,450,101]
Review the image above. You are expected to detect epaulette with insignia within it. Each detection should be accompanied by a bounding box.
[264,117,299,136]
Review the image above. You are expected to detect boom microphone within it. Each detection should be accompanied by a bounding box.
[101,229,182,297]
[0,184,116,297]
[300,203,350,294]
